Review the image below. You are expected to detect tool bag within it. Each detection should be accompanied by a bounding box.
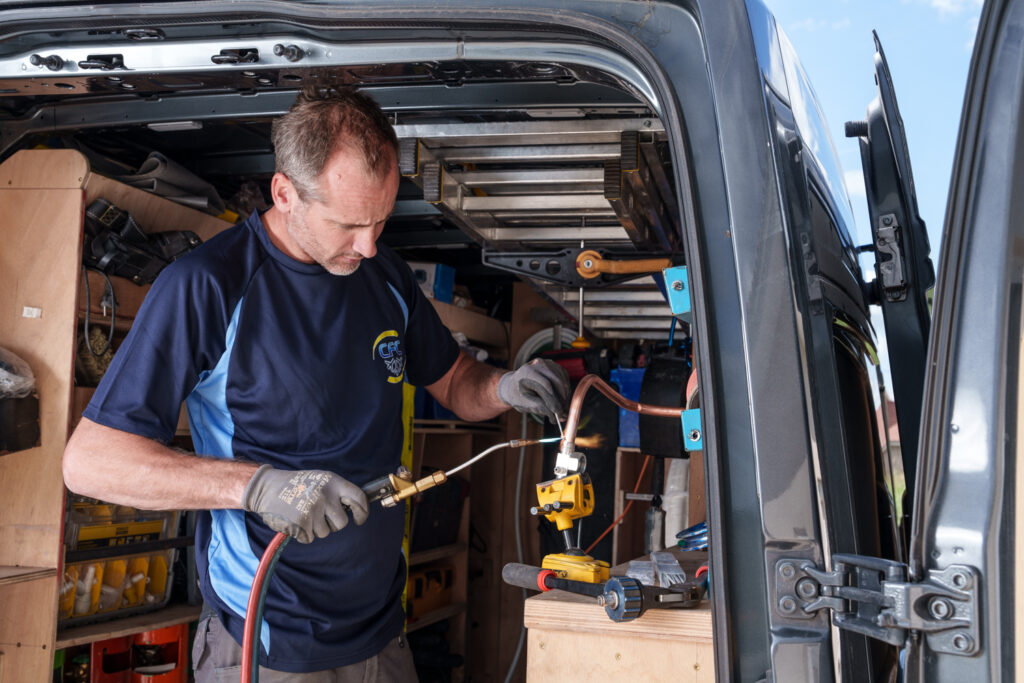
[83,198,202,285]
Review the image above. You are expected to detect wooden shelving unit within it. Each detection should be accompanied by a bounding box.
[0,149,230,681]
[56,604,202,650]
[406,602,467,634]
[409,542,468,567]
[0,566,56,587]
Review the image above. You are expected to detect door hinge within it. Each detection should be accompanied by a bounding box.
[775,554,980,656]
[875,213,907,301]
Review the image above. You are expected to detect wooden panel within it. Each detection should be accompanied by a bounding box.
[0,566,55,587]
[85,172,231,242]
[78,270,151,330]
[0,578,58,682]
[524,589,712,642]
[612,448,652,566]
[0,189,83,569]
[0,149,89,190]
[430,299,508,350]
[526,628,713,682]
[56,603,201,649]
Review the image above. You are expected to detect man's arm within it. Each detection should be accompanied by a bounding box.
[63,417,259,510]
[425,351,507,422]
[425,351,571,423]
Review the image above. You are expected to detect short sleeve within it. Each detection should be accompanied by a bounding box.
[82,260,234,442]
[398,266,460,387]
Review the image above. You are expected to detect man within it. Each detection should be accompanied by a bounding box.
[63,88,570,681]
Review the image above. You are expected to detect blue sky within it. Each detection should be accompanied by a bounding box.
[768,0,980,393]
[768,0,980,255]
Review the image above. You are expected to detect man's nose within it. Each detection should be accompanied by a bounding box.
[353,227,377,259]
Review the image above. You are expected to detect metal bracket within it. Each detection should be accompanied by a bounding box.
[211,48,259,65]
[681,409,702,452]
[776,555,980,655]
[663,265,691,323]
[482,248,678,288]
[875,213,907,301]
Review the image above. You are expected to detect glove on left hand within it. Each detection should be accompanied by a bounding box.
[497,358,571,422]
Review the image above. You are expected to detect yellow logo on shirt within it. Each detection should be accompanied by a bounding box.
[372,330,405,384]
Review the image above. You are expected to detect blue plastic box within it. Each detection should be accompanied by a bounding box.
[610,367,646,448]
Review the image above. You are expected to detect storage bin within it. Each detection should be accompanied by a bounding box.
[610,367,646,448]
[61,549,176,626]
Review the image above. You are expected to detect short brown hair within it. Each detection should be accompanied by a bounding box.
[271,87,399,201]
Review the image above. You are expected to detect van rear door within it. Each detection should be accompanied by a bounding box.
[905,0,1024,678]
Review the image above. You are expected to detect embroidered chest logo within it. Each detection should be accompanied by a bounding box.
[372,330,405,384]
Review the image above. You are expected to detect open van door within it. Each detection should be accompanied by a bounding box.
[846,33,934,518]
[902,0,1024,678]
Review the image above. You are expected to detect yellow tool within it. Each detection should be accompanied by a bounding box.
[532,473,610,583]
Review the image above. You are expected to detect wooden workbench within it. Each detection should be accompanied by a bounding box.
[523,551,713,682]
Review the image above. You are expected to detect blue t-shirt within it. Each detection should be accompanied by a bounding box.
[83,211,459,672]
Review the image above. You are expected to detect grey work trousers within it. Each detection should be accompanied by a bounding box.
[192,614,418,682]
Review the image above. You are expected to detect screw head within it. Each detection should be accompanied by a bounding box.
[689,429,701,442]
[952,571,971,589]
[952,634,973,652]
[672,280,684,291]
[883,216,893,226]
[779,562,796,580]
[583,259,593,269]
[929,597,954,620]
[779,596,797,614]
[796,578,818,600]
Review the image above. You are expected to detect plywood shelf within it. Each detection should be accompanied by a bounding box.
[414,419,502,434]
[406,602,467,634]
[56,603,201,649]
[0,566,55,587]
[429,299,508,351]
[409,542,467,567]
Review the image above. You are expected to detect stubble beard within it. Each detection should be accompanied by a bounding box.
[285,203,362,276]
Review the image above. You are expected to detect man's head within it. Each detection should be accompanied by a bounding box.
[268,88,400,275]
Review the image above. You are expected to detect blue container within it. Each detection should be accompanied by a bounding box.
[610,367,645,448]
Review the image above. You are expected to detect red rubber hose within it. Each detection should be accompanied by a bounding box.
[241,531,289,683]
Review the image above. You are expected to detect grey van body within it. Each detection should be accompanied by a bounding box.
[0,0,1019,680]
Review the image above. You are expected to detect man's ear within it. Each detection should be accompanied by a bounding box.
[270,173,298,214]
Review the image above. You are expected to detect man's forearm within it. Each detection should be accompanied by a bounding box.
[431,352,508,422]
[63,417,259,510]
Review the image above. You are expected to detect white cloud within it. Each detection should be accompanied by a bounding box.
[925,0,983,17]
[790,17,851,32]
[965,15,980,51]
[844,169,866,199]
[791,17,829,31]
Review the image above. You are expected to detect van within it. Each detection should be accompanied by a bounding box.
[0,0,1019,680]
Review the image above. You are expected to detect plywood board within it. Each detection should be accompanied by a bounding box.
[0,149,89,190]
[524,589,712,642]
[0,578,58,681]
[430,299,509,350]
[0,189,83,569]
[85,173,231,243]
[526,628,713,682]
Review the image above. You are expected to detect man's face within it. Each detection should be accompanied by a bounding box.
[285,146,400,276]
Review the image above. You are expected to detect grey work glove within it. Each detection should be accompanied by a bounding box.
[497,358,571,422]
[242,465,369,544]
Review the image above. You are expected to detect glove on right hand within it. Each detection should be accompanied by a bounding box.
[242,465,369,544]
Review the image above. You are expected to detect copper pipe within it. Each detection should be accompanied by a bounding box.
[559,374,684,456]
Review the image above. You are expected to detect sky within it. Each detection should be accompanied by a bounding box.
[767,0,981,394]
[768,0,981,253]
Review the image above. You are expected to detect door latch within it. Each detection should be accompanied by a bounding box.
[77,54,125,70]
[875,213,907,301]
[775,555,980,656]
[211,48,259,65]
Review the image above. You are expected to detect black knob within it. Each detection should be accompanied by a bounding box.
[845,120,869,138]
[30,54,64,71]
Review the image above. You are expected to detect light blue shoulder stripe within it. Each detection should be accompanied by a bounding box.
[386,282,409,332]
[185,298,272,653]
